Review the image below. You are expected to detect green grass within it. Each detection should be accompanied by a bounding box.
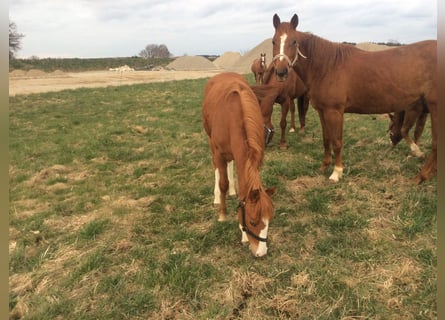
[9,75,436,319]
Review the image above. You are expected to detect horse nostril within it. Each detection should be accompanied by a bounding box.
[275,69,288,81]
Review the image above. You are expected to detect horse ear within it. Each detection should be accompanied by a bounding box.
[290,14,299,29]
[273,14,281,29]
[265,187,277,197]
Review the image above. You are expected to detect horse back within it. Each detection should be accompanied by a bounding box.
[202,72,264,160]
[313,40,437,113]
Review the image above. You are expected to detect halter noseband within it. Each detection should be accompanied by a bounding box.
[272,47,307,68]
[237,200,268,243]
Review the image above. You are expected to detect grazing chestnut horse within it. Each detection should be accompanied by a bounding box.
[251,53,267,84]
[251,65,309,149]
[388,103,429,157]
[202,72,276,257]
[271,14,437,183]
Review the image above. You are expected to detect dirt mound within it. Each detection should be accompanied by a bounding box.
[213,52,241,69]
[26,69,48,77]
[227,38,273,73]
[355,42,391,51]
[9,70,27,77]
[166,56,220,71]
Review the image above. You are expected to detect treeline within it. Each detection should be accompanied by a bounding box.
[342,41,404,47]
[9,56,173,72]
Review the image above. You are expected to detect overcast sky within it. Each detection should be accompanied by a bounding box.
[9,0,437,58]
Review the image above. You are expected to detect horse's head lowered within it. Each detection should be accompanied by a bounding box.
[272,14,307,81]
[237,187,276,257]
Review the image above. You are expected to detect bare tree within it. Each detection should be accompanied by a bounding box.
[9,21,24,59]
[139,44,171,58]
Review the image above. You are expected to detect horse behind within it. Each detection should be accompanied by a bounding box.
[271,14,437,184]
[202,72,276,257]
[251,53,267,84]
[388,102,429,157]
[251,64,309,149]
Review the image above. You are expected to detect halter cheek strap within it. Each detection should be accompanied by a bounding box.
[237,200,268,243]
[272,47,307,68]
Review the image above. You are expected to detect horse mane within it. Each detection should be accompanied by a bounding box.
[232,84,265,193]
[300,32,356,82]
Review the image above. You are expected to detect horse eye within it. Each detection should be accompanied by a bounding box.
[272,40,276,45]
[249,220,258,227]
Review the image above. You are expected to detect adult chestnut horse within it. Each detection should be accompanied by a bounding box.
[271,14,437,183]
[388,104,429,157]
[251,65,309,149]
[251,53,267,84]
[202,72,276,257]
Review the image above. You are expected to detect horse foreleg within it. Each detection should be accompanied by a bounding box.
[324,109,344,182]
[279,101,289,149]
[317,109,332,173]
[213,159,229,221]
[413,111,428,144]
[227,160,237,197]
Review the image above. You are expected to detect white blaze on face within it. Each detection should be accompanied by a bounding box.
[279,34,287,61]
[255,219,269,257]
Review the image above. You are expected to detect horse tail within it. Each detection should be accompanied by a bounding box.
[237,86,265,191]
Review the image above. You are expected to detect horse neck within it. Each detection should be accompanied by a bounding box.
[297,32,354,85]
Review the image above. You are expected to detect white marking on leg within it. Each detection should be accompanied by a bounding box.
[213,168,220,204]
[410,142,425,158]
[279,34,287,61]
[329,166,343,182]
[255,219,269,257]
[239,224,249,243]
[227,161,236,196]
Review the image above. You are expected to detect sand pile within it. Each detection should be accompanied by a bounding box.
[213,52,241,69]
[355,42,391,51]
[227,38,273,73]
[166,56,220,71]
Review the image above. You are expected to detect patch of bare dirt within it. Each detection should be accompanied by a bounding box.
[9,69,222,96]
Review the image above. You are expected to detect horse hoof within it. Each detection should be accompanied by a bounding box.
[289,128,295,133]
[280,144,287,150]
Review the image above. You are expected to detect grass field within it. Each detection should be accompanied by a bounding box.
[9,75,436,319]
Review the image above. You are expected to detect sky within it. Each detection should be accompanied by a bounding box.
[9,0,437,58]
